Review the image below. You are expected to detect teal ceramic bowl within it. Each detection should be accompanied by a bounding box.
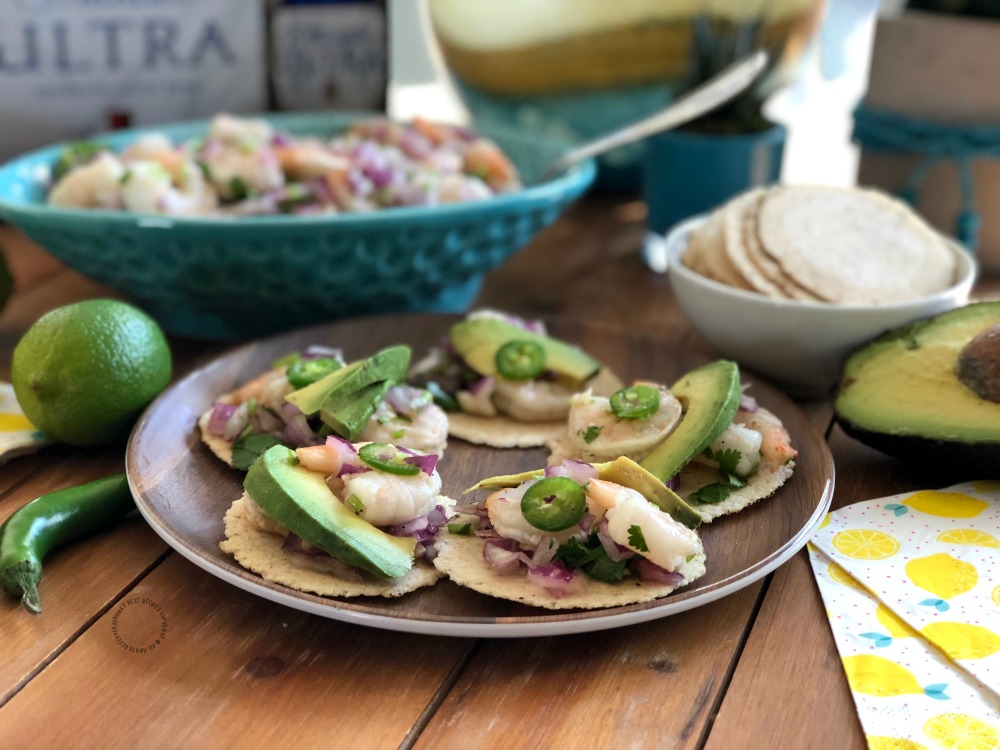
[0,112,594,340]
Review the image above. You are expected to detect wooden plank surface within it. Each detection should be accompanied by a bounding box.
[0,554,475,750]
[414,584,763,750]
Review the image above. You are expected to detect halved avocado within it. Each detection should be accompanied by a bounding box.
[450,317,601,386]
[834,301,1000,476]
[244,445,415,577]
[639,360,741,483]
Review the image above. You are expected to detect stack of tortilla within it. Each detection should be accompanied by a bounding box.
[683,185,957,305]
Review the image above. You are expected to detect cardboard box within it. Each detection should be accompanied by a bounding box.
[857,11,1000,271]
[0,0,268,162]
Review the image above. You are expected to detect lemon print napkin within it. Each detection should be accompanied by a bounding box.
[808,481,1000,750]
[0,382,49,463]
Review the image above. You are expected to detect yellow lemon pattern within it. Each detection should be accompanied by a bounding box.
[905,554,978,602]
[903,491,988,518]
[920,622,1000,662]
[867,737,929,750]
[829,562,867,591]
[923,713,1000,750]
[833,529,900,560]
[842,655,925,697]
[809,483,1000,744]
[936,529,1000,548]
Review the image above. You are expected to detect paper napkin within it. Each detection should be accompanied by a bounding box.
[0,382,49,463]
[809,482,1000,750]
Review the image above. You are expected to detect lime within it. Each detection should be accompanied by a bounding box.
[11,299,171,446]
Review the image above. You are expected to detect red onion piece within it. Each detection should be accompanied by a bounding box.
[526,561,585,598]
[739,393,758,413]
[665,475,680,491]
[530,539,558,566]
[402,452,439,476]
[469,376,494,397]
[303,344,344,361]
[633,558,686,586]
[545,459,598,484]
[223,402,251,441]
[281,533,303,552]
[597,517,634,562]
[426,505,448,529]
[207,402,237,436]
[282,412,319,447]
[483,538,522,574]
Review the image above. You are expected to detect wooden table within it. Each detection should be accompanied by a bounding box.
[0,195,996,749]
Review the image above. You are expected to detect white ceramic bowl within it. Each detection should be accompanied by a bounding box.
[665,215,978,398]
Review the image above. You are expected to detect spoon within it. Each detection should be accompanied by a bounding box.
[537,50,769,183]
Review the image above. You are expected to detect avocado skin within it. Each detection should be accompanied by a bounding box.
[244,445,416,577]
[837,419,1000,479]
[450,318,601,385]
[639,360,741,483]
[834,301,1000,475]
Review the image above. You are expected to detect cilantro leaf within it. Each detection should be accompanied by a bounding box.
[231,433,281,471]
[585,554,628,583]
[688,483,733,506]
[714,448,743,476]
[579,425,602,444]
[556,534,630,583]
[627,525,649,552]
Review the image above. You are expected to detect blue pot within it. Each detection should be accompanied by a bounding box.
[643,124,787,235]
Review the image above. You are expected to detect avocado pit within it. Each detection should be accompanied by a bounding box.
[956,323,1000,403]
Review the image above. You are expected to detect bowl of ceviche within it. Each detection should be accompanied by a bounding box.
[0,111,595,340]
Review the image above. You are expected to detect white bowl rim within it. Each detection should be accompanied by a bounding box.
[665,214,978,312]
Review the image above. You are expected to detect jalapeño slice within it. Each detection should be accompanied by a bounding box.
[521,477,587,532]
[495,340,545,380]
[287,357,342,389]
[358,442,421,476]
[610,384,660,420]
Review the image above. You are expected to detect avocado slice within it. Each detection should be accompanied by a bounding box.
[284,345,410,439]
[834,301,1000,475]
[465,456,701,528]
[244,445,416,578]
[450,318,601,385]
[639,360,741,483]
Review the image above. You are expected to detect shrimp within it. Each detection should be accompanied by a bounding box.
[48,152,125,209]
[230,368,287,405]
[734,408,797,468]
[357,388,449,456]
[702,422,763,477]
[462,140,518,192]
[208,113,274,147]
[120,160,218,216]
[493,377,576,422]
[566,386,682,460]
[584,479,702,571]
[436,174,493,204]
[275,141,351,180]
[484,481,580,548]
[121,133,174,162]
[341,467,441,527]
[201,145,285,200]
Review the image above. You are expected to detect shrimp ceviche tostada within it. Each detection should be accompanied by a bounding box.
[546,360,797,522]
[220,440,455,598]
[200,345,449,470]
[408,309,621,448]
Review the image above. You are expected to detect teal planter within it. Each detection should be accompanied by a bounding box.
[643,123,787,235]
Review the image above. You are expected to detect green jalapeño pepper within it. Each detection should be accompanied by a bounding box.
[0,473,135,614]
[286,357,342,389]
[521,477,587,532]
[495,340,545,380]
[610,384,661,420]
[358,443,421,476]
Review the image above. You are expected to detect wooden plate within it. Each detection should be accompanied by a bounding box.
[126,313,835,637]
